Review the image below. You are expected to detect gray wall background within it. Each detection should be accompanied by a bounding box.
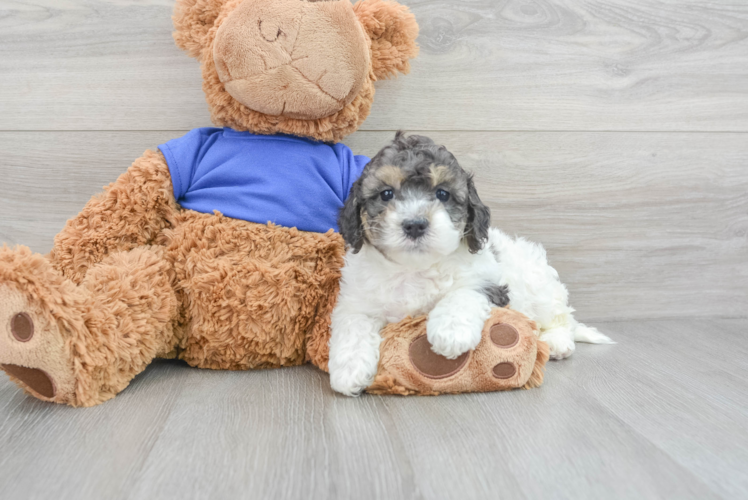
[1,0,746,321]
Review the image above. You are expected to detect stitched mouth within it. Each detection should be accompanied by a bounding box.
[222,63,351,119]
[221,60,347,103]
[290,65,344,104]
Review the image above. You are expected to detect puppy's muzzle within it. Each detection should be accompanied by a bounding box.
[402,218,429,239]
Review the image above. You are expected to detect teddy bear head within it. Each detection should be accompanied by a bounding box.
[173,0,419,142]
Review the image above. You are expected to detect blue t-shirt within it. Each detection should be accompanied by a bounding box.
[158,128,369,233]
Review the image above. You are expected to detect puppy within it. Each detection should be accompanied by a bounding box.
[329,132,613,396]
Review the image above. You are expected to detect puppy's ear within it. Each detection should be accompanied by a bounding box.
[173,0,230,60]
[354,0,419,81]
[338,177,366,253]
[465,175,491,253]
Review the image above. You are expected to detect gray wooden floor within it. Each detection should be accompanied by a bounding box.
[0,319,746,500]
[1,0,747,499]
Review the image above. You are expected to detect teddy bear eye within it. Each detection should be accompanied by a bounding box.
[436,189,450,202]
[380,189,394,202]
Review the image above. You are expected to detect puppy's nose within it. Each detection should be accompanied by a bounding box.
[402,219,429,239]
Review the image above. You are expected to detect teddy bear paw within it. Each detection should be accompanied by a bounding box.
[0,285,76,403]
[406,321,526,386]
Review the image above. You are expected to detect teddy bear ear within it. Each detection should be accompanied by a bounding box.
[354,0,419,80]
[172,0,230,59]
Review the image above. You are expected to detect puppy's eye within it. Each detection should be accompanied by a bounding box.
[436,189,450,202]
[380,189,394,202]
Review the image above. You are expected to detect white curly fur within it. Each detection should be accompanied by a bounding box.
[328,226,613,397]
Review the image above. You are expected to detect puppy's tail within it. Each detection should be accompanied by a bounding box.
[573,321,615,344]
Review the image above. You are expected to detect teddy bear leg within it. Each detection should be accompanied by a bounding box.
[50,148,179,284]
[0,246,179,406]
[367,308,549,396]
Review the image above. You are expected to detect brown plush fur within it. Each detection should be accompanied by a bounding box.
[354,0,420,80]
[174,0,419,142]
[0,151,347,406]
[0,244,178,406]
[523,338,550,390]
[50,149,181,284]
[0,148,546,406]
[0,0,547,406]
[212,0,371,120]
[165,212,345,371]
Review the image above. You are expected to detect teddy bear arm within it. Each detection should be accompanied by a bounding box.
[50,149,180,283]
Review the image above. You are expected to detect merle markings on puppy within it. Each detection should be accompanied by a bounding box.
[328,132,613,397]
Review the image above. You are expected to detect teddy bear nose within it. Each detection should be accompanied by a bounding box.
[258,19,284,43]
[402,219,429,239]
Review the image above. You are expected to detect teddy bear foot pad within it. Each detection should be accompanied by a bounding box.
[368,308,549,396]
[0,285,75,403]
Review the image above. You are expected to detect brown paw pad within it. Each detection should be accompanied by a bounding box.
[1,364,55,399]
[492,362,517,379]
[10,312,34,342]
[409,335,469,379]
[490,323,519,348]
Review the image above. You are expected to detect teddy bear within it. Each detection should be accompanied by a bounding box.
[0,0,547,406]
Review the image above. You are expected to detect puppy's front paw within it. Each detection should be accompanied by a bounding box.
[329,359,377,397]
[541,329,576,360]
[426,312,483,359]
